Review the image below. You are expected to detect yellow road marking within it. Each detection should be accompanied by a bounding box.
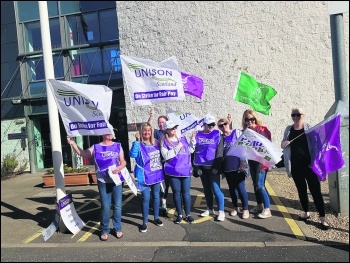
[266,181,306,240]
[23,230,44,244]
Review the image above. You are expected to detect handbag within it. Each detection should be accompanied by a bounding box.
[275,154,285,168]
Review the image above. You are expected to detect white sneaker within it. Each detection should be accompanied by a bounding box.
[217,211,225,221]
[200,209,215,217]
[230,210,238,216]
[258,209,272,219]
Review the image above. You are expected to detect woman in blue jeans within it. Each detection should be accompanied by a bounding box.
[130,123,165,233]
[160,120,194,224]
[192,114,225,221]
[67,133,127,241]
[217,116,250,219]
[242,109,272,219]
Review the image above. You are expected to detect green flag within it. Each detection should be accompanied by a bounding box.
[234,71,277,115]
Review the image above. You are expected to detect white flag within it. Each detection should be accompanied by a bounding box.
[120,55,185,106]
[226,128,282,168]
[47,79,114,137]
[167,110,206,137]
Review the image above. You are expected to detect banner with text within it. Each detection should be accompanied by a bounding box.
[167,110,205,137]
[226,128,282,168]
[48,79,114,137]
[120,55,185,106]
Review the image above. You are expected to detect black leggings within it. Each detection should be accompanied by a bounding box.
[291,164,325,217]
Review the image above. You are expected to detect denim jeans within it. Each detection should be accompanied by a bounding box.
[169,176,192,216]
[98,181,123,235]
[249,161,270,209]
[141,183,161,224]
[224,170,249,210]
[200,169,225,211]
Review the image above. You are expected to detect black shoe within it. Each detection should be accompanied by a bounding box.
[139,223,147,233]
[320,223,330,230]
[298,215,310,221]
[186,215,194,224]
[174,215,183,224]
[154,218,163,227]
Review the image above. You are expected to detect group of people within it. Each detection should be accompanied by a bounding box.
[67,107,330,241]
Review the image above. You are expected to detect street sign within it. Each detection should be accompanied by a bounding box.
[8,133,27,140]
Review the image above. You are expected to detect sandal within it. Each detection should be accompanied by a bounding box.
[100,233,108,241]
[116,231,124,239]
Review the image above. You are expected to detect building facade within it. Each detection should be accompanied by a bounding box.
[1,1,349,173]
[1,1,129,173]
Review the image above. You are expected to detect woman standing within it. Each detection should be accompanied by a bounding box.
[160,120,194,224]
[129,123,165,233]
[218,116,249,219]
[281,108,329,230]
[192,114,225,221]
[242,109,272,219]
[67,134,127,241]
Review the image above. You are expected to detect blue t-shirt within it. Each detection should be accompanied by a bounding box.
[154,129,164,140]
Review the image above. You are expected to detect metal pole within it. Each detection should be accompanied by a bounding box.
[330,13,349,102]
[38,2,66,200]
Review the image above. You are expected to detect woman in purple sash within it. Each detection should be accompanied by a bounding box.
[217,116,250,219]
[67,134,127,241]
[160,120,194,224]
[192,114,226,222]
[147,108,170,216]
[129,123,165,233]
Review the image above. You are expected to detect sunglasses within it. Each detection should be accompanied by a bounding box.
[291,113,302,117]
[207,123,216,127]
[218,123,227,128]
[245,118,255,122]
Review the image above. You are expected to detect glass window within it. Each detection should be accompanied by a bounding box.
[48,1,59,17]
[66,13,99,46]
[23,18,61,52]
[100,9,118,41]
[29,81,46,96]
[102,46,121,73]
[17,1,39,22]
[69,48,102,76]
[60,1,80,15]
[80,1,116,12]
[27,55,64,82]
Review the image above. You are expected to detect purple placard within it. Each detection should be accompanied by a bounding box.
[58,194,72,210]
[134,90,178,100]
[69,120,108,131]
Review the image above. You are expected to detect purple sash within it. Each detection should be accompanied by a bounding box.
[94,143,124,181]
[140,143,165,185]
[163,137,191,177]
[223,130,241,171]
[194,130,220,167]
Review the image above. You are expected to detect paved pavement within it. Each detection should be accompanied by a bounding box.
[1,170,349,262]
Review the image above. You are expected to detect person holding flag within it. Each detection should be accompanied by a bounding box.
[242,109,272,219]
[147,108,170,216]
[281,108,329,230]
[67,133,127,241]
[160,120,195,224]
[129,123,165,233]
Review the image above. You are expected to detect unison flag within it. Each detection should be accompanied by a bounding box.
[167,110,205,137]
[47,79,114,137]
[305,113,345,181]
[226,128,283,168]
[120,55,185,106]
[181,71,204,99]
[234,71,277,115]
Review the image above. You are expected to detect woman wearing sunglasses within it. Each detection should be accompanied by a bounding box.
[160,120,194,224]
[242,109,272,219]
[217,116,250,219]
[192,114,226,222]
[281,108,329,230]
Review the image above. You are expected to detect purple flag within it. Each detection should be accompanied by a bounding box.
[305,113,345,181]
[181,71,204,99]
